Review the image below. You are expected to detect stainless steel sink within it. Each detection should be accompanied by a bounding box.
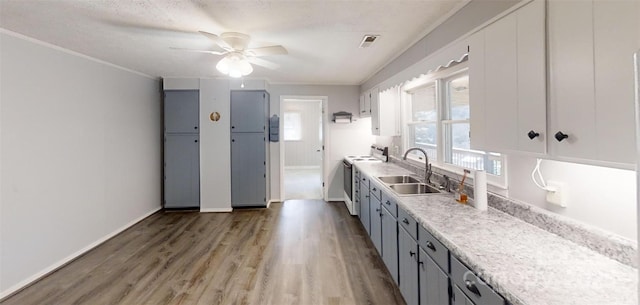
[377,175,420,184]
[389,183,441,195]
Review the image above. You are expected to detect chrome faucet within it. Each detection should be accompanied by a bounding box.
[402,147,432,184]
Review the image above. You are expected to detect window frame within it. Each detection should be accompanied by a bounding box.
[283,111,303,141]
[402,63,507,188]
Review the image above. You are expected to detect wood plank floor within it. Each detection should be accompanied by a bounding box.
[2,200,405,305]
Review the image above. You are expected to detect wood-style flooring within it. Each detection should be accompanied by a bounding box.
[2,200,405,305]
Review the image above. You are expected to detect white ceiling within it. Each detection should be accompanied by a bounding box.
[0,0,467,85]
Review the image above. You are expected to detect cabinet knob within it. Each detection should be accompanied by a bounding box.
[194,126,198,130]
[402,218,409,224]
[375,208,380,212]
[231,126,235,129]
[372,188,377,191]
[554,131,569,142]
[465,280,482,297]
[425,241,436,251]
[385,200,391,205]
[195,140,198,143]
[232,139,235,142]
[527,130,539,139]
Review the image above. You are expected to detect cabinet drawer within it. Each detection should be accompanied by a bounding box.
[360,174,370,189]
[369,179,382,200]
[381,191,398,218]
[418,226,449,273]
[398,206,418,240]
[450,256,505,305]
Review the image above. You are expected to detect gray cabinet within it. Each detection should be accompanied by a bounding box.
[399,226,419,305]
[370,196,382,252]
[359,176,370,235]
[164,90,199,133]
[381,205,398,284]
[230,90,269,208]
[452,285,476,305]
[419,248,449,305]
[451,256,505,305]
[164,90,200,209]
[230,90,267,132]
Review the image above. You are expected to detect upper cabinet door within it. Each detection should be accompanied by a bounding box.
[549,0,639,167]
[469,0,546,154]
[164,90,199,133]
[230,90,268,133]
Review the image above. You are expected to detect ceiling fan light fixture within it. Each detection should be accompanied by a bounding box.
[216,53,253,78]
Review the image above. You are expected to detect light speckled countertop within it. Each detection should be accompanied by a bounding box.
[356,162,638,305]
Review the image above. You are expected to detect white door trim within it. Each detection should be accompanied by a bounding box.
[279,95,329,201]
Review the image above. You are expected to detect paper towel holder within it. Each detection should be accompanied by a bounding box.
[332,111,353,123]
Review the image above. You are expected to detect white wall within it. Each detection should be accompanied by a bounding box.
[283,100,322,167]
[508,155,637,240]
[269,85,375,201]
[0,31,161,296]
[199,79,232,212]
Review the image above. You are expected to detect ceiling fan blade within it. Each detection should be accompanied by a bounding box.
[199,31,234,51]
[248,57,280,70]
[245,45,288,57]
[170,47,227,55]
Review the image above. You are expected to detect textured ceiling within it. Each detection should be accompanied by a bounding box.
[0,0,467,84]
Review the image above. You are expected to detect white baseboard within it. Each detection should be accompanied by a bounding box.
[267,199,282,208]
[0,206,162,300]
[284,166,321,170]
[200,207,233,213]
[327,197,345,202]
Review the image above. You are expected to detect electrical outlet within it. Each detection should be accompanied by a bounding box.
[545,181,566,207]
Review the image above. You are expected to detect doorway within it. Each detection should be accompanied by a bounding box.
[280,97,326,200]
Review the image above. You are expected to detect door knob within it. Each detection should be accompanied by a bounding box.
[527,130,539,139]
[554,131,569,142]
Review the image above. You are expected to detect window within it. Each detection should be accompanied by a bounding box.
[404,64,504,183]
[283,112,302,141]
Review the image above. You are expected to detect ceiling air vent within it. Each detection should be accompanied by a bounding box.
[359,35,380,48]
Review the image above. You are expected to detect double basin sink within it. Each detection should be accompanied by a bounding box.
[377,175,441,195]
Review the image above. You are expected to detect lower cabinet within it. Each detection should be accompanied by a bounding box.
[370,196,383,253]
[398,226,419,305]
[418,248,449,305]
[357,178,506,305]
[381,206,398,284]
[359,178,370,235]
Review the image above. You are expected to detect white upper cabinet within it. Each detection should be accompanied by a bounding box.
[360,91,371,118]
[548,0,639,167]
[469,0,546,154]
[372,87,401,136]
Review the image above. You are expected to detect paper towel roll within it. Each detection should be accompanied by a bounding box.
[473,170,488,211]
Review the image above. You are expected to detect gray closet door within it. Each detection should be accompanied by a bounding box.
[164,134,200,208]
[231,133,266,207]
[230,91,267,132]
[164,90,199,133]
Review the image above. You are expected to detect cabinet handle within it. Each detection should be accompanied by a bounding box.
[385,200,391,205]
[232,139,235,142]
[409,250,415,257]
[195,140,198,143]
[527,130,539,139]
[554,131,569,142]
[365,195,369,198]
[465,280,482,297]
[194,126,198,130]
[418,261,424,267]
[231,126,235,129]
[425,241,436,252]
[402,218,409,224]
[380,213,384,217]
[375,208,380,212]
[372,188,377,191]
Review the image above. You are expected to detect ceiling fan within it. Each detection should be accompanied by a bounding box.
[174,31,288,78]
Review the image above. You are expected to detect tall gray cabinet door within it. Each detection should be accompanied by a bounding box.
[231,133,266,206]
[419,248,449,305]
[359,182,370,235]
[399,227,419,305]
[230,91,267,132]
[370,197,382,253]
[381,207,398,284]
[164,90,199,133]
[164,134,200,208]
